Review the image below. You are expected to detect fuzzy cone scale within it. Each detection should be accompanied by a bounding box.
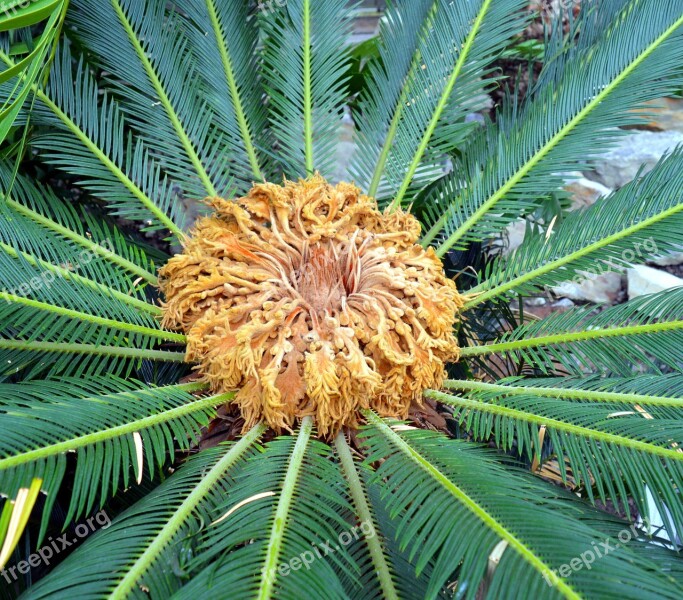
[159,176,463,436]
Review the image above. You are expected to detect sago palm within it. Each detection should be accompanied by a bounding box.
[1,0,683,598]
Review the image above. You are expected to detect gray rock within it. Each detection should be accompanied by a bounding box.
[648,251,683,267]
[627,265,683,299]
[587,131,683,189]
[552,298,575,309]
[563,177,612,209]
[552,271,623,304]
[524,296,547,307]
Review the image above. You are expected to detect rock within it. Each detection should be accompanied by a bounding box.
[635,98,683,134]
[552,298,575,309]
[524,296,547,307]
[501,219,527,255]
[552,271,623,304]
[648,251,683,267]
[587,131,683,189]
[563,177,612,209]
[627,265,683,299]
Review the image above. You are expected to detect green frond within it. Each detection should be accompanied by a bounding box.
[360,414,683,599]
[111,424,266,598]
[0,165,158,284]
[353,0,528,206]
[349,0,436,197]
[260,0,352,177]
[422,0,683,252]
[26,421,361,598]
[0,0,66,144]
[465,150,683,309]
[460,288,683,376]
[18,434,263,599]
[182,0,271,188]
[430,378,683,540]
[334,433,398,600]
[66,0,228,200]
[0,380,219,541]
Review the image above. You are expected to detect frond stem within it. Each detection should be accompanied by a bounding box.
[258,416,312,600]
[0,292,186,342]
[443,379,683,408]
[0,387,226,470]
[387,0,493,211]
[363,409,581,599]
[0,241,160,315]
[4,198,157,284]
[110,0,218,196]
[205,0,263,181]
[0,50,185,241]
[463,202,683,310]
[0,339,185,362]
[334,432,398,600]
[109,423,266,599]
[427,390,683,462]
[302,0,313,175]
[431,12,683,255]
[459,320,683,355]
[367,0,439,199]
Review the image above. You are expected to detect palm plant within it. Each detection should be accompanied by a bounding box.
[1,0,683,597]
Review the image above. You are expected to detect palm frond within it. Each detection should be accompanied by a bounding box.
[67,0,228,200]
[460,288,683,376]
[422,0,683,252]
[0,0,67,144]
[0,380,221,542]
[182,0,271,189]
[260,0,352,177]
[360,414,683,599]
[432,377,683,541]
[26,420,361,599]
[15,432,263,598]
[0,164,158,284]
[465,150,683,309]
[353,0,529,205]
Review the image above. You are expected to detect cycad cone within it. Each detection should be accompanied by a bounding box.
[159,176,463,436]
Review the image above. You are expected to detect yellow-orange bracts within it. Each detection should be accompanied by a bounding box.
[159,176,463,436]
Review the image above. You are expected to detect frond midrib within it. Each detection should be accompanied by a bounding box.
[388,0,494,211]
[444,379,683,408]
[364,410,581,599]
[0,291,185,342]
[0,50,186,240]
[204,0,263,181]
[3,198,157,284]
[257,416,312,600]
[0,339,185,361]
[459,320,683,355]
[429,390,683,461]
[0,241,160,315]
[109,423,266,599]
[110,0,218,197]
[366,0,438,199]
[0,385,222,469]
[302,0,313,174]
[428,11,683,255]
[463,201,683,310]
[335,433,398,600]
